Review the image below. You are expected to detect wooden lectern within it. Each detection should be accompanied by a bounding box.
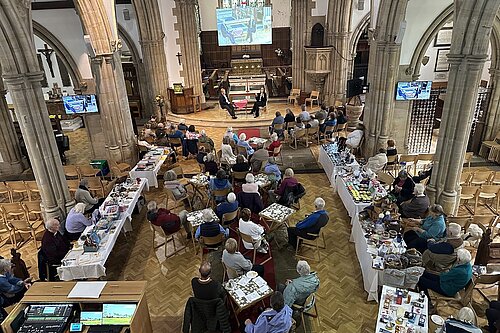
[168,86,196,114]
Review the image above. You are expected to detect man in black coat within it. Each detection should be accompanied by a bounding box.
[251,87,267,118]
[219,88,237,119]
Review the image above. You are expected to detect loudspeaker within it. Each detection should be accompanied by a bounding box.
[347,78,363,98]
[394,20,407,44]
[83,35,96,58]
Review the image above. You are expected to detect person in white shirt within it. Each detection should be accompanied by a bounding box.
[365,148,389,172]
[238,208,269,253]
[346,124,364,149]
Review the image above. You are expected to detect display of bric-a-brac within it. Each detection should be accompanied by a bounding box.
[217,6,272,46]
[62,94,99,114]
[395,81,432,100]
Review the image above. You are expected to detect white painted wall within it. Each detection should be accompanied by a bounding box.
[116,4,143,59]
[312,0,328,17]
[351,0,370,33]
[32,9,93,80]
[159,0,183,86]
[400,0,452,65]
[199,0,219,31]
[272,0,291,27]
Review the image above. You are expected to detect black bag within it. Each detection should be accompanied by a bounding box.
[133,195,146,214]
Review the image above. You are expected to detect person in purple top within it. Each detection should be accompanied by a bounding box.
[244,291,292,333]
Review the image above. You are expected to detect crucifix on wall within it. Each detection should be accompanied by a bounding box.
[176,52,182,65]
[37,44,55,78]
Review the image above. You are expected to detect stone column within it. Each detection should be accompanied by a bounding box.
[325,0,352,105]
[173,0,204,102]
[0,78,24,176]
[427,0,500,214]
[133,0,170,118]
[74,0,137,164]
[484,68,500,140]
[363,0,409,157]
[291,0,309,91]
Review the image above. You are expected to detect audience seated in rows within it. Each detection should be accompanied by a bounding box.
[392,170,415,204]
[215,192,238,220]
[244,291,292,333]
[403,204,446,254]
[147,200,191,238]
[238,208,269,254]
[422,222,463,273]
[287,197,328,248]
[195,209,229,243]
[65,202,92,241]
[209,170,232,203]
[191,262,225,301]
[232,154,251,172]
[365,148,388,173]
[400,183,430,218]
[222,238,264,277]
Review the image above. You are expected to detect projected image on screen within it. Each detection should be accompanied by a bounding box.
[62,95,99,114]
[395,81,432,100]
[217,6,272,46]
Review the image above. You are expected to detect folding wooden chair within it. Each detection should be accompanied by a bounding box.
[8,218,44,249]
[0,182,12,202]
[149,223,186,258]
[273,145,284,165]
[460,172,474,186]
[109,159,131,173]
[221,208,239,233]
[295,230,326,262]
[459,186,479,214]
[165,188,192,211]
[398,155,418,175]
[6,181,29,202]
[470,171,494,186]
[237,228,272,265]
[63,165,80,180]
[476,185,500,214]
[291,293,321,331]
[24,181,40,201]
[78,164,99,178]
[306,127,320,146]
[67,179,80,198]
[84,177,105,198]
[289,128,307,150]
[198,233,225,260]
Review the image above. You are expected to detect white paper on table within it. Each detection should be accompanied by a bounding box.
[246,291,260,302]
[258,285,270,294]
[234,289,246,298]
[238,276,251,285]
[254,276,267,288]
[68,282,107,298]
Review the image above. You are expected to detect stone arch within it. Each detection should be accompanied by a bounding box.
[32,20,83,88]
[349,13,370,62]
[491,13,500,70]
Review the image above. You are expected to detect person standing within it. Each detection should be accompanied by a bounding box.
[219,88,237,119]
[191,262,225,300]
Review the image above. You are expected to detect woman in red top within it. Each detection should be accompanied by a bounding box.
[267,133,281,156]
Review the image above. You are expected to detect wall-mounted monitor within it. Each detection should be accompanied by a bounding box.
[217,6,272,46]
[395,81,432,100]
[62,94,99,114]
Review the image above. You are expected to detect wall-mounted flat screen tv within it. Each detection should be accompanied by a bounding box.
[217,6,272,46]
[63,95,99,114]
[395,81,432,100]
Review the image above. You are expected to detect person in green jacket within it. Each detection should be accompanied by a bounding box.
[279,260,320,307]
[417,249,472,305]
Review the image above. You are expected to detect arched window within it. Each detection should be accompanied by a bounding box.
[311,23,324,47]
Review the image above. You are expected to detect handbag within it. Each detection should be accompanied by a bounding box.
[402,248,422,267]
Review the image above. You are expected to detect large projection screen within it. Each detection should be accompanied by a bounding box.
[217,6,272,46]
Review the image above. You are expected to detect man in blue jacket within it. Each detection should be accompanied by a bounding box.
[287,197,328,248]
[0,259,31,307]
[244,291,292,333]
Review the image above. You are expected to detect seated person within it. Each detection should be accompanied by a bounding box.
[307,115,319,128]
[284,108,295,129]
[75,178,104,214]
[215,192,238,220]
[242,173,260,194]
[232,154,251,172]
[400,183,430,218]
[413,166,433,184]
[365,148,388,172]
[147,200,192,238]
[198,130,215,152]
[164,170,191,208]
[222,238,264,277]
[403,204,446,253]
[346,124,364,149]
[65,203,92,241]
[195,209,229,241]
[0,259,31,307]
[185,125,200,157]
[244,291,292,333]
[237,190,264,214]
[447,307,481,333]
[386,139,398,157]
[237,133,255,157]
[336,107,347,124]
[168,124,188,157]
[417,249,472,308]
[298,104,311,122]
[314,106,328,124]
[320,112,337,134]
[392,170,415,204]
[251,87,267,118]
[223,127,239,143]
[238,208,268,254]
[251,144,270,172]
[203,153,219,176]
[279,260,320,307]
[221,137,237,165]
[41,219,71,280]
[177,119,188,132]
[270,168,298,203]
[264,157,282,185]
[287,198,328,248]
[269,112,285,137]
[196,146,207,165]
[209,169,232,203]
[191,261,225,300]
[422,222,463,273]
[267,133,282,157]
[293,117,305,130]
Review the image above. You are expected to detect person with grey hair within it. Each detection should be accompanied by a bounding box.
[75,178,103,214]
[264,157,282,184]
[215,192,238,219]
[242,173,259,194]
[244,291,292,333]
[163,169,191,207]
[269,168,299,204]
[203,152,219,176]
[41,218,71,280]
[0,259,31,306]
[278,260,320,307]
[418,249,472,309]
[237,133,255,156]
[194,209,228,242]
[266,132,282,157]
[404,204,446,253]
[198,129,215,152]
[287,198,328,248]
[222,238,264,277]
[221,136,237,165]
[147,200,192,238]
[65,202,93,241]
[392,170,415,204]
[299,104,311,122]
[422,222,464,272]
[400,183,430,218]
[365,148,388,172]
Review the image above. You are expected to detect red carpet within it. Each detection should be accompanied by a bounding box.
[237,128,262,139]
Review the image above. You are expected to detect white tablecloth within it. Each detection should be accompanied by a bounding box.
[318,145,359,187]
[57,178,149,281]
[349,214,382,302]
[336,177,370,218]
[129,149,167,188]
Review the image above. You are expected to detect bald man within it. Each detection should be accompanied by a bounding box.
[191,262,225,300]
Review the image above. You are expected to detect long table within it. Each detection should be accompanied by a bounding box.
[129,148,168,188]
[336,176,370,218]
[57,178,149,281]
